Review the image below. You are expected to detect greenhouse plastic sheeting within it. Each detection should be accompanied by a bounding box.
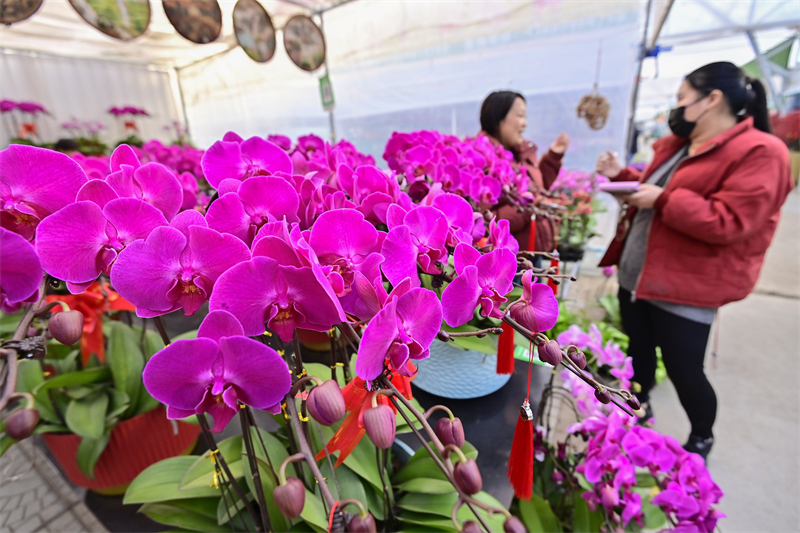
[179,1,645,170]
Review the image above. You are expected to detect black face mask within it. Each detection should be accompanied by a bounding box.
[668,97,707,138]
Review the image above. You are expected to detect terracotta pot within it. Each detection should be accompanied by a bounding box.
[42,406,200,495]
[297,328,331,351]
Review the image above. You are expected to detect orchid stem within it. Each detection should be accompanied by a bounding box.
[239,408,273,533]
[197,413,262,531]
[152,316,171,346]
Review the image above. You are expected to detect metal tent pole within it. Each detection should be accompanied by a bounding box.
[625,0,654,162]
[746,31,786,114]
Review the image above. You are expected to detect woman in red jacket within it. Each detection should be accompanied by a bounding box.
[596,62,793,459]
[479,91,570,255]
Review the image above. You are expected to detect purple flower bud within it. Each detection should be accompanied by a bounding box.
[462,520,483,533]
[363,404,396,449]
[5,408,40,440]
[557,442,567,461]
[568,350,587,370]
[551,470,564,484]
[453,458,483,495]
[600,485,619,509]
[49,311,84,346]
[537,340,562,366]
[626,396,641,410]
[595,388,612,404]
[348,512,377,533]
[27,327,39,338]
[273,477,305,519]
[503,516,527,533]
[307,380,345,426]
[435,417,465,447]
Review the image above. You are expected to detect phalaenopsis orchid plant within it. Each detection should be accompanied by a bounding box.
[1,99,49,141]
[0,130,720,532]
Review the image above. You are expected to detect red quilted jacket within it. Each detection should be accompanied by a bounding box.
[600,117,794,307]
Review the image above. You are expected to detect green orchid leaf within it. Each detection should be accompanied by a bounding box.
[518,493,562,532]
[397,492,457,517]
[320,462,368,511]
[173,329,199,341]
[405,441,478,465]
[105,389,131,421]
[180,436,244,490]
[105,321,145,418]
[0,434,17,458]
[395,478,455,495]
[65,393,109,439]
[392,457,448,485]
[15,360,59,424]
[139,499,229,532]
[440,324,498,355]
[396,510,457,531]
[76,434,111,479]
[241,427,291,533]
[132,324,166,360]
[215,479,254,526]
[299,488,328,532]
[124,456,222,504]
[33,367,111,395]
[572,495,604,532]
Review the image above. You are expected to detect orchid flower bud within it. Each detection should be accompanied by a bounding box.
[273,477,305,519]
[348,512,377,533]
[568,349,587,370]
[600,484,619,509]
[595,388,612,404]
[435,416,465,447]
[5,408,40,440]
[453,458,483,495]
[363,404,396,449]
[307,380,345,426]
[537,340,562,366]
[551,470,564,484]
[49,310,84,346]
[503,516,527,533]
[626,396,641,410]
[462,520,483,533]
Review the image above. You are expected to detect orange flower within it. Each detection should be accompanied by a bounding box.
[47,281,135,366]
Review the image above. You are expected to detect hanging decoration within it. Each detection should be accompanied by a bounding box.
[283,14,326,72]
[576,42,611,130]
[162,0,221,44]
[0,0,42,25]
[233,0,276,63]
[67,0,150,41]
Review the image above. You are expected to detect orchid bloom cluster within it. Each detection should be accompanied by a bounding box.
[383,130,532,208]
[0,100,48,115]
[551,168,609,194]
[108,106,149,117]
[558,324,632,416]
[1,131,560,434]
[568,411,725,532]
[61,117,105,137]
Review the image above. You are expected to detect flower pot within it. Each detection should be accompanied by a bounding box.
[42,406,200,495]
[412,339,511,399]
[297,328,331,351]
[557,243,585,262]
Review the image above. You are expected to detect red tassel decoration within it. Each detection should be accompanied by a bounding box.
[507,400,534,500]
[497,321,516,375]
[526,214,537,252]
[547,258,559,296]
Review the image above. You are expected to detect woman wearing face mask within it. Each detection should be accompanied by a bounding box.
[595,62,793,459]
[479,90,570,255]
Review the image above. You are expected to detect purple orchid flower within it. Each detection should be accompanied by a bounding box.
[0,227,42,312]
[403,145,435,182]
[177,172,199,210]
[111,210,251,317]
[652,482,701,520]
[469,175,502,206]
[488,217,519,254]
[267,134,292,151]
[202,136,292,189]
[103,145,183,221]
[0,145,87,241]
[557,325,591,349]
[441,244,516,327]
[621,426,677,472]
[206,176,300,246]
[0,100,17,113]
[621,491,643,527]
[209,256,346,342]
[35,198,167,293]
[381,205,449,287]
[356,281,442,382]
[143,310,291,432]
[430,193,476,247]
[506,270,559,333]
[307,209,384,300]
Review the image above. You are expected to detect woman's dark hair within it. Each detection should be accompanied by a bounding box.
[480,91,526,138]
[685,61,771,133]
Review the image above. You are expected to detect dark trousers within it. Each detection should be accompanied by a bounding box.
[618,288,717,439]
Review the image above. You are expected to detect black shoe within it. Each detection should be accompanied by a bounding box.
[635,402,654,427]
[683,433,714,461]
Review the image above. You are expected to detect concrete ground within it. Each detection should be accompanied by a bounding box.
[647,188,800,532]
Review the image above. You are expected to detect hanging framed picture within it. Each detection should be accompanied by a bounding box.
[0,0,43,25]
[233,0,276,63]
[162,0,222,44]
[283,14,326,72]
[68,0,150,41]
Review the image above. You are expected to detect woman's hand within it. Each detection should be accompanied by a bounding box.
[621,184,664,209]
[595,150,623,178]
[550,133,570,154]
